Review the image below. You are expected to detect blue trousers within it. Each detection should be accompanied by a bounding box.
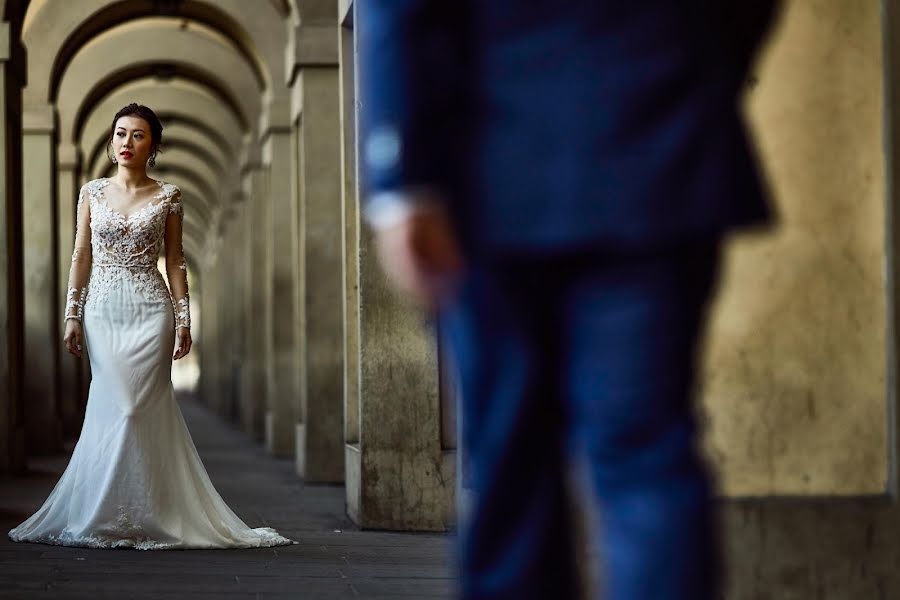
[442,239,721,600]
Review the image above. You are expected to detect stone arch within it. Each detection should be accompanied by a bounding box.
[71,64,250,146]
[156,114,237,163]
[152,152,219,211]
[152,136,227,179]
[22,0,289,106]
[57,17,261,141]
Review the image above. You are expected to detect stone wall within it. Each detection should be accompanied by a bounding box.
[702,0,888,497]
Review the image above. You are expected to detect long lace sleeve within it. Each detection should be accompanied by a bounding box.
[164,188,190,330]
[65,184,92,322]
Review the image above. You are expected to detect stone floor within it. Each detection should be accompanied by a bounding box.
[0,396,455,599]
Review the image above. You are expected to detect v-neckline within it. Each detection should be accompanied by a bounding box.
[97,178,165,221]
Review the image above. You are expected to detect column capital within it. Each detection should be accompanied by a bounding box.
[285,23,339,86]
[23,104,56,135]
[258,93,293,143]
[0,22,9,61]
[239,141,263,175]
[261,130,292,167]
[57,142,82,170]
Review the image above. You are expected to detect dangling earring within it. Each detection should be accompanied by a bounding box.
[148,153,157,169]
[107,144,117,164]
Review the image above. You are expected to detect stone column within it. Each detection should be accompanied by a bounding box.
[0,15,27,473]
[211,216,235,421]
[339,2,362,493]
[241,158,271,441]
[199,258,218,412]
[215,260,230,418]
[261,103,299,457]
[258,168,275,443]
[209,218,224,416]
[292,120,308,475]
[56,142,83,437]
[289,22,345,483]
[229,196,258,435]
[222,215,241,420]
[22,102,62,455]
[213,263,227,418]
[236,196,257,435]
[342,6,454,530]
[350,229,455,531]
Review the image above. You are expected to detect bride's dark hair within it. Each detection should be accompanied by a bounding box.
[108,103,164,159]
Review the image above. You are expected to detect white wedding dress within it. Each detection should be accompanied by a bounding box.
[8,178,291,550]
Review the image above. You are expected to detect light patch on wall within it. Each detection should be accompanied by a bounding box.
[701,0,887,496]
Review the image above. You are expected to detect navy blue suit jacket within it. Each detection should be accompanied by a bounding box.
[360,1,778,252]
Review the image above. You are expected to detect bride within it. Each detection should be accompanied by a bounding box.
[8,103,291,550]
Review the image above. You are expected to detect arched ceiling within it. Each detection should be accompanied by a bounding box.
[154,133,228,177]
[58,18,260,143]
[149,150,219,212]
[155,113,238,162]
[22,0,289,106]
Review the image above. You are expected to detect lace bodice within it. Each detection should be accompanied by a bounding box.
[65,178,191,330]
[89,178,177,270]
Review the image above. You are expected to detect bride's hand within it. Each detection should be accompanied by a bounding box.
[174,327,192,360]
[63,320,84,358]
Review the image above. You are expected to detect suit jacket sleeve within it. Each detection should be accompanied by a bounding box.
[358,0,469,200]
[717,1,781,80]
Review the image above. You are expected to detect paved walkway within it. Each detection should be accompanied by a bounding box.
[0,396,455,599]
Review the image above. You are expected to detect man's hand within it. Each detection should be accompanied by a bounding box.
[373,203,464,310]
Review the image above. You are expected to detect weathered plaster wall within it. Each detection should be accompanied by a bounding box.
[722,499,900,599]
[702,0,887,496]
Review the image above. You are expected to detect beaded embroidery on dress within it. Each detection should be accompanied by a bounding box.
[9,178,291,550]
[85,178,180,310]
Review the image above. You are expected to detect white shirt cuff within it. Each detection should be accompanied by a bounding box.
[364,189,444,230]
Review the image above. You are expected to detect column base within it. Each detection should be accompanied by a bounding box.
[346,447,456,531]
[345,443,361,524]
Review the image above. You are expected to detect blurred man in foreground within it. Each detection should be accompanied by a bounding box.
[359,2,778,598]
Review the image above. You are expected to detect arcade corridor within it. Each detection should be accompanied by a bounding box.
[3,0,900,598]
